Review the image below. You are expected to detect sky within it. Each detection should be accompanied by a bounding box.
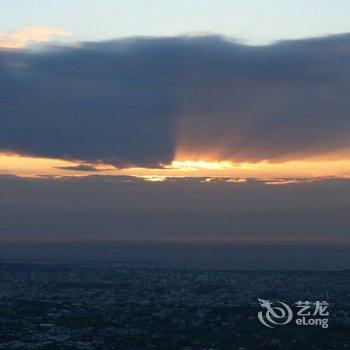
[1,0,350,45]
[0,1,350,269]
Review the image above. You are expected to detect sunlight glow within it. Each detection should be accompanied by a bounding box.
[1,152,350,181]
[138,175,167,182]
[168,160,257,171]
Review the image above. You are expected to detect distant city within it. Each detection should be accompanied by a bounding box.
[0,261,349,349]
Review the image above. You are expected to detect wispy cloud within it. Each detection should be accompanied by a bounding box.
[55,164,104,172]
[0,27,72,49]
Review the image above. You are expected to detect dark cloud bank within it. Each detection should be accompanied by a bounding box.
[0,175,349,269]
[1,34,350,166]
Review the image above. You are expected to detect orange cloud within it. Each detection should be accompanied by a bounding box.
[0,27,72,49]
[1,152,350,180]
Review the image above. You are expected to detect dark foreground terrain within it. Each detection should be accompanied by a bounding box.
[0,261,349,349]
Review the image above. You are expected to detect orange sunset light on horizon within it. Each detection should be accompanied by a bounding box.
[1,152,350,180]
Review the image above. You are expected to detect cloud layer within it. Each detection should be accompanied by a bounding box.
[0,27,72,49]
[1,174,349,240]
[1,34,350,167]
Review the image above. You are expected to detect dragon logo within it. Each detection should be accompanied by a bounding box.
[258,298,293,328]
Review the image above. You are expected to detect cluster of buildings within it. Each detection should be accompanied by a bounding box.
[0,261,349,349]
